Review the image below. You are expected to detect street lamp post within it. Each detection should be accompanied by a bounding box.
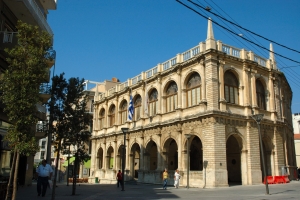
[121,128,129,191]
[251,114,269,195]
[185,134,191,189]
[65,141,71,186]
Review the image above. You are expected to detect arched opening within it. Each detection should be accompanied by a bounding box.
[108,105,115,127]
[256,79,266,110]
[224,71,239,104]
[190,136,203,171]
[165,81,178,112]
[145,141,157,170]
[148,89,158,117]
[261,138,272,180]
[99,109,105,129]
[117,145,125,171]
[226,135,242,185]
[163,138,178,170]
[120,100,128,124]
[130,143,141,179]
[133,95,142,121]
[107,146,114,169]
[97,148,103,169]
[186,72,201,107]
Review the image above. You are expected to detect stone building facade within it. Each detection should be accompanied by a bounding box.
[89,19,296,188]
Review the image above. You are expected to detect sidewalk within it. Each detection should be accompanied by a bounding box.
[15,180,300,200]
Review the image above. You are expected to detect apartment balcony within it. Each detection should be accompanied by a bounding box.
[39,83,51,103]
[35,121,48,139]
[3,0,54,36]
[39,0,57,10]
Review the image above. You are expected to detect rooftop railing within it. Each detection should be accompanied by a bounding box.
[95,41,270,100]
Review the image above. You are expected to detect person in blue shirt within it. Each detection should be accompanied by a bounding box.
[36,159,53,197]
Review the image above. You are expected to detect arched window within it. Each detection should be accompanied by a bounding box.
[120,101,127,124]
[256,80,266,110]
[97,148,103,169]
[166,82,178,112]
[134,95,142,120]
[149,89,158,116]
[186,72,201,107]
[224,71,239,104]
[99,109,105,129]
[108,105,115,127]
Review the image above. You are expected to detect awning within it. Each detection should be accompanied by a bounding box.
[62,157,75,167]
[84,160,91,168]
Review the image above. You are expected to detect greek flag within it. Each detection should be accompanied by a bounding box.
[128,95,134,121]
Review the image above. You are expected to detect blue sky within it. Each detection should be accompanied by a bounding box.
[48,0,300,113]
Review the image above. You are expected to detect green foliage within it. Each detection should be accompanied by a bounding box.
[0,21,52,155]
[50,73,92,164]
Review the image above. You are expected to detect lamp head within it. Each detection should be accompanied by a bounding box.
[251,114,264,123]
[121,128,129,134]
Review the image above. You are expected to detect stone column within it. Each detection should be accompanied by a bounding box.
[241,150,248,185]
[126,136,130,170]
[177,68,182,109]
[157,76,162,114]
[219,60,226,111]
[157,133,163,170]
[113,140,117,170]
[203,117,227,187]
[273,126,285,175]
[200,59,206,101]
[204,54,219,110]
[250,72,258,110]
[130,154,134,179]
[177,129,182,171]
[246,121,261,184]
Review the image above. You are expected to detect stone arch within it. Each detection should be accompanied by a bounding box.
[144,140,158,170]
[162,137,178,170]
[116,144,125,171]
[97,147,104,169]
[162,79,178,94]
[130,143,141,179]
[226,131,245,151]
[182,70,202,90]
[107,146,114,169]
[223,67,241,86]
[226,134,243,184]
[183,135,203,171]
[261,134,273,177]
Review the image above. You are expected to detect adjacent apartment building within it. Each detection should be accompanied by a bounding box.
[89,18,296,187]
[0,0,57,185]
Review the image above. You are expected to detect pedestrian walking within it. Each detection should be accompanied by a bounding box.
[174,169,180,188]
[116,170,123,188]
[162,168,168,190]
[36,159,53,197]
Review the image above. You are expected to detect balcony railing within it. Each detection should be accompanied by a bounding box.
[39,83,51,95]
[22,0,53,35]
[95,40,271,100]
[36,121,48,132]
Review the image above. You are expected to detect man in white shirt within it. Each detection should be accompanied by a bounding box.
[36,159,53,197]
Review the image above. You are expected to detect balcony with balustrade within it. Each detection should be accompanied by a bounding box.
[3,0,55,36]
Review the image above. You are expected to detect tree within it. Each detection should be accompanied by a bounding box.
[49,73,91,199]
[0,21,52,200]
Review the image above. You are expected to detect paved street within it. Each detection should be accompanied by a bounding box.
[15,181,300,200]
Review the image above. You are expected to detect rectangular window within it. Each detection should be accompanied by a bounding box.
[234,88,238,104]
[174,95,178,110]
[196,87,201,104]
[187,90,191,107]
[191,89,196,106]
[40,151,45,159]
[225,86,229,102]
[41,141,46,149]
